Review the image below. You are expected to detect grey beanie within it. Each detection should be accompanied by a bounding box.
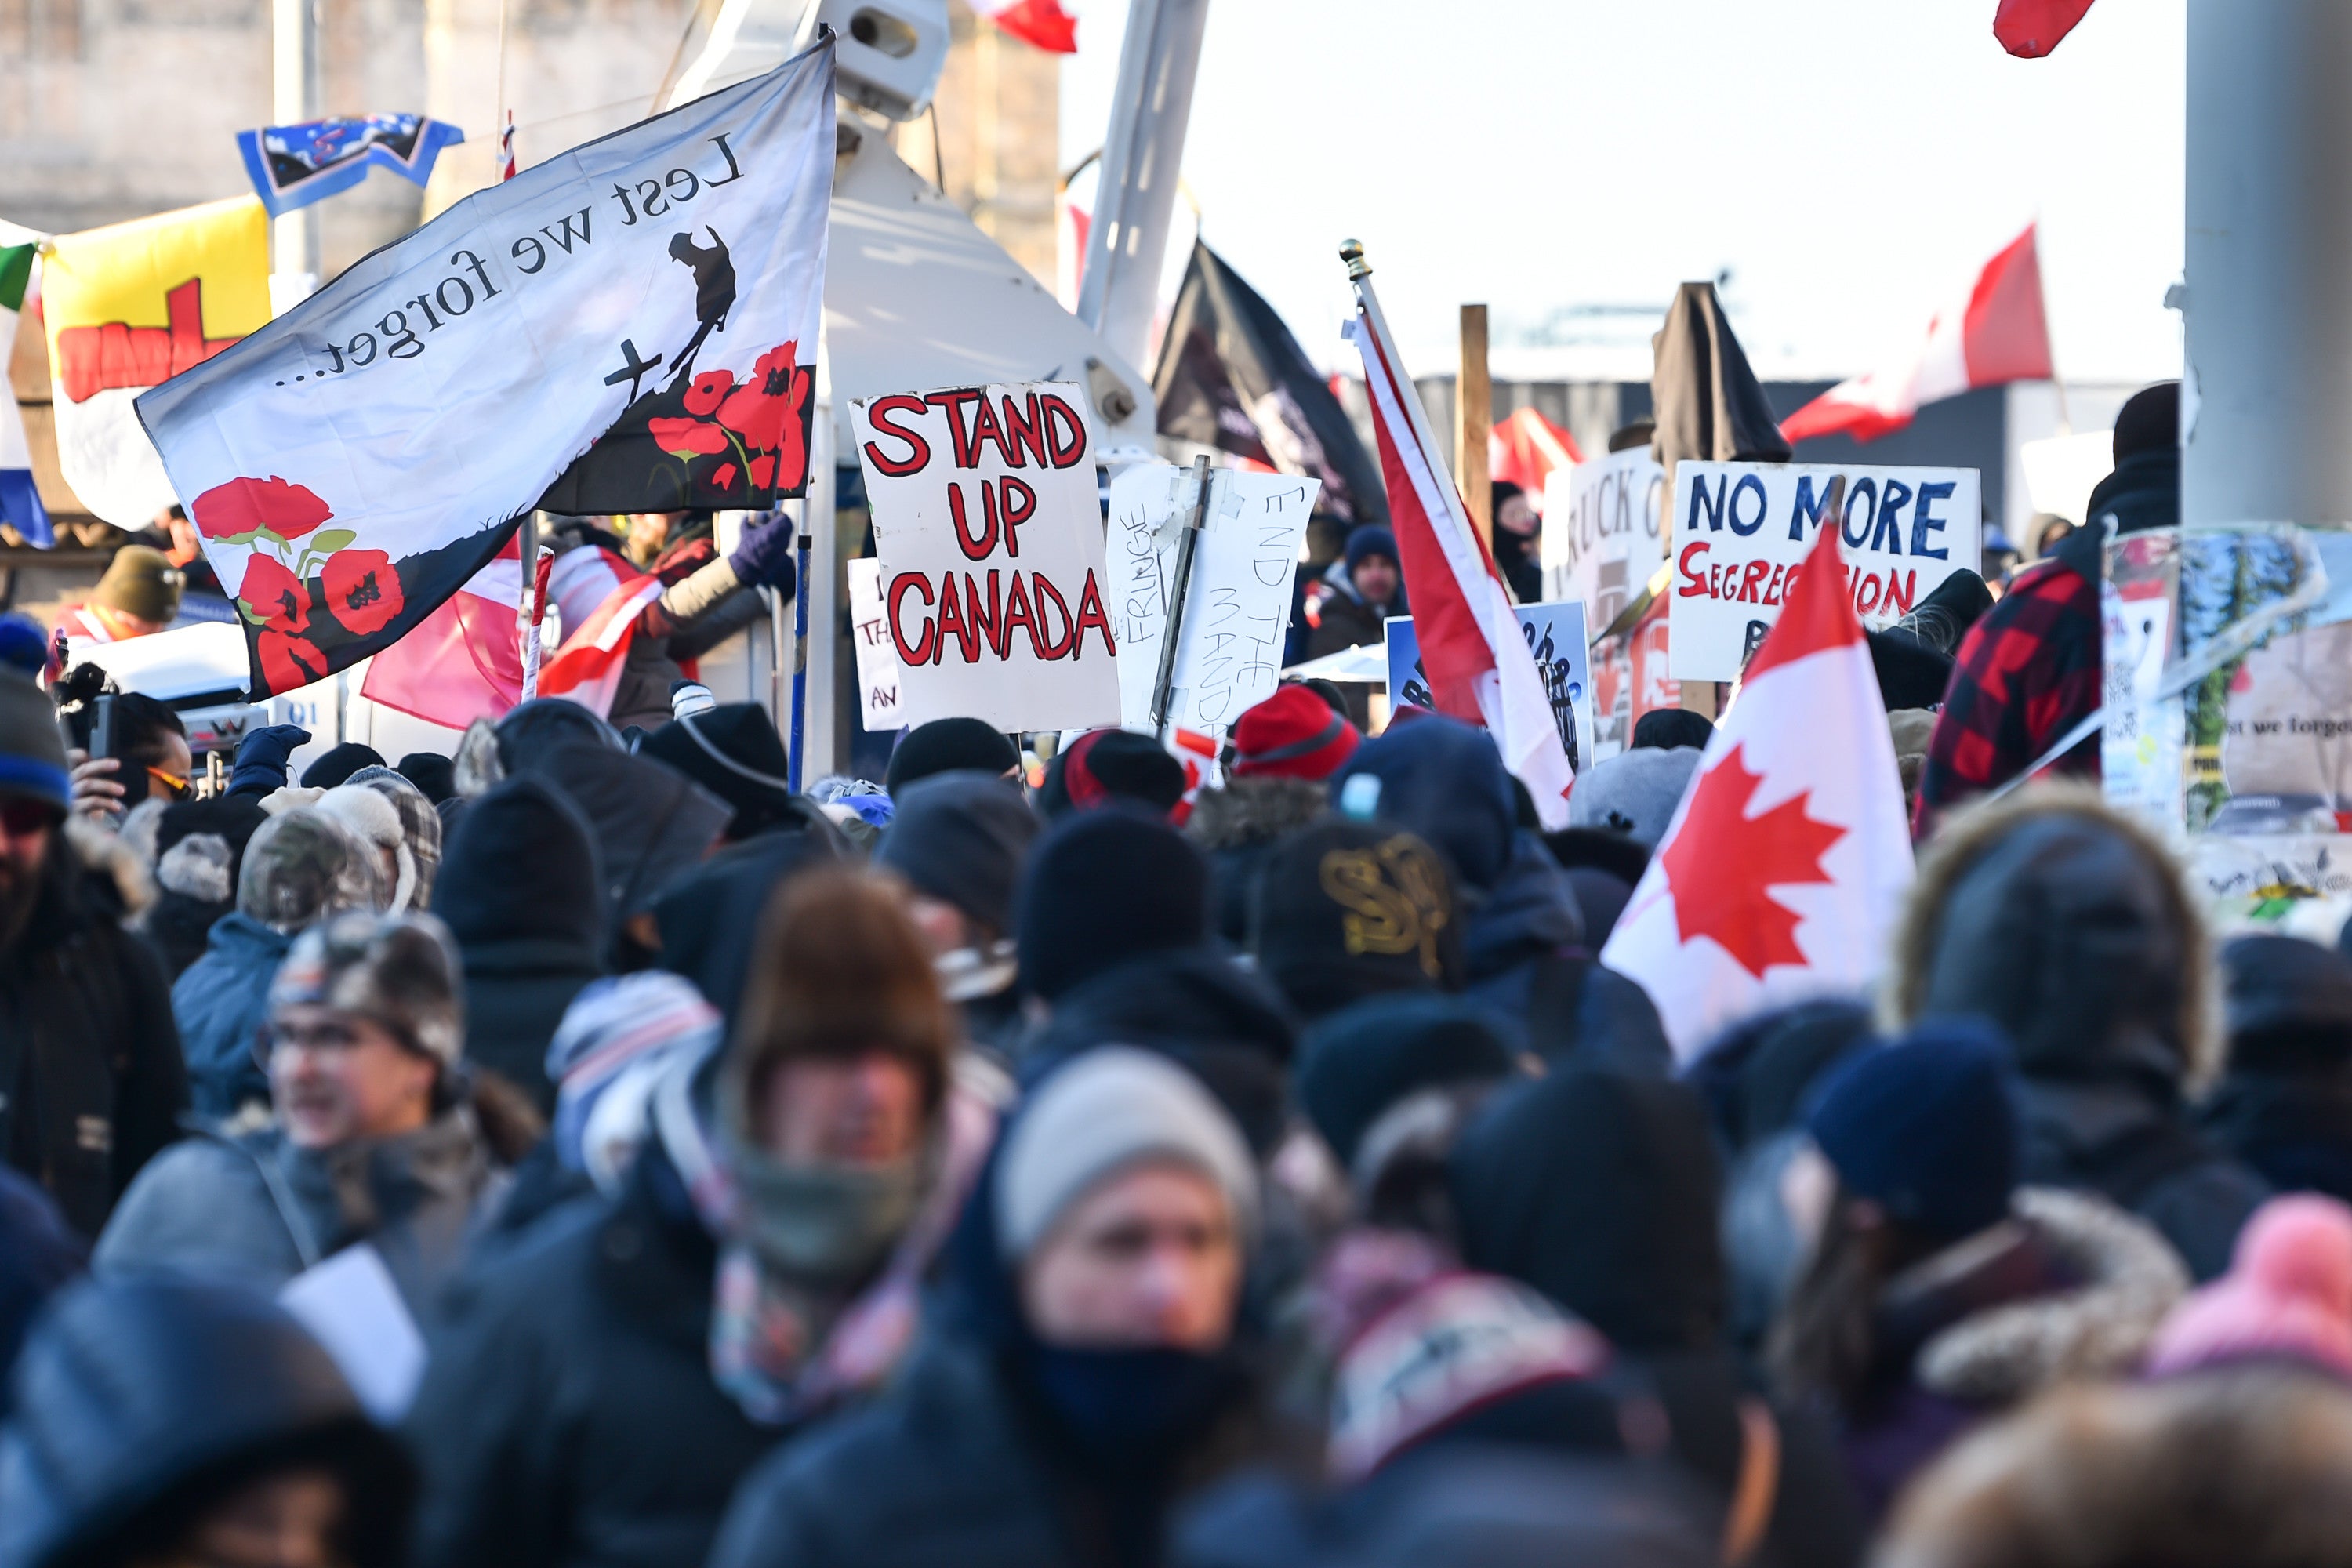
[994,1046,1258,1262]
[270,909,465,1068]
[875,770,1040,938]
[237,808,387,931]
[1566,745,1704,848]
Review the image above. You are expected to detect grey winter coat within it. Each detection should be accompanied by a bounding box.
[93,1109,509,1317]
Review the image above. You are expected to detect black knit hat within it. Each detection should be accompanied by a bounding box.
[1036,728,1187,821]
[1016,807,1208,1000]
[2227,933,2352,1072]
[874,770,1038,938]
[396,752,456,804]
[1297,993,1514,1170]
[299,742,386,790]
[2114,381,2181,463]
[1631,708,1714,753]
[886,717,1019,794]
[638,703,795,839]
[1252,820,1461,1020]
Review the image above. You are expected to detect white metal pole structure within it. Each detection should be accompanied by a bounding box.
[1073,0,1210,372]
[2182,0,2352,527]
[270,0,322,303]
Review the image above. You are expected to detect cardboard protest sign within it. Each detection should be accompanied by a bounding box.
[1668,462,1980,681]
[1387,598,1595,771]
[849,379,1120,732]
[845,556,904,731]
[1543,446,1664,632]
[1108,463,1317,741]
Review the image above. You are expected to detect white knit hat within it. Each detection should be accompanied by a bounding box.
[993,1046,1258,1261]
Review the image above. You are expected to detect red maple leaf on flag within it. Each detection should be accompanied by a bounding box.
[1658,742,1846,978]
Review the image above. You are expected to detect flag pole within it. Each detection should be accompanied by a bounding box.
[787,511,811,793]
[1149,453,1213,735]
[1341,240,1483,546]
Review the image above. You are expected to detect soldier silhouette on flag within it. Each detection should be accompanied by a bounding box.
[666,227,735,383]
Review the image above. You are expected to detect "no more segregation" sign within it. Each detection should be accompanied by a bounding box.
[1668,460,1981,681]
[849,379,1121,732]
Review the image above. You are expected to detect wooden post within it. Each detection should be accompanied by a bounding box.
[1457,303,1492,556]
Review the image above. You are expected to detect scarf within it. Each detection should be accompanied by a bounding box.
[653,1054,1000,1425]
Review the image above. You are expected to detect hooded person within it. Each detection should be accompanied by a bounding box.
[343,765,443,911]
[885,717,1022,795]
[1328,715,1668,1074]
[172,808,387,1123]
[639,704,816,843]
[1037,729,1190,822]
[1450,1069,1867,1568]
[99,912,532,1317]
[312,783,419,914]
[137,794,270,982]
[1765,1023,2189,1521]
[874,771,1040,1051]
[0,1276,417,1568]
[708,1046,1279,1568]
[1250,822,1460,1022]
[432,775,607,1113]
[1875,1363,2352,1568]
[1884,785,2268,1279]
[2199,934,2352,1202]
[405,866,990,1568]
[1189,687,1356,945]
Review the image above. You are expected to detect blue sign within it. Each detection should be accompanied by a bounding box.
[1383,598,1594,771]
[237,114,466,219]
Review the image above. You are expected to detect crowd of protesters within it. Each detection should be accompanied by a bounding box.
[11,382,2352,1568]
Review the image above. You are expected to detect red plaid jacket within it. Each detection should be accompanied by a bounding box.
[1919,529,2102,826]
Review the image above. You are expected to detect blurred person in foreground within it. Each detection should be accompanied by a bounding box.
[406,866,996,1568]
[0,1276,416,1568]
[97,912,538,1317]
[709,1047,1283,1568]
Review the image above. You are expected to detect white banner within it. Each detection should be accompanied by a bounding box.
[1543,446,1664,633]
[1668,461,1981,681]
[1108,463,1316,742]
[845,556,904,731]
[849,379,1120,732]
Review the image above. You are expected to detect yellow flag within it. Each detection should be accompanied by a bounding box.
[41,196,268,527]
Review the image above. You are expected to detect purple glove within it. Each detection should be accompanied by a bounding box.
[727,513,798,593]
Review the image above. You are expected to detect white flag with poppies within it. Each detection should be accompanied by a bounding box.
[136,42,833,698]
[1601,522,1915,1062]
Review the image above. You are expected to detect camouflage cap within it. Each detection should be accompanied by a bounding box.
[270,909,466,1067]
[343,764,443,910]
[236,808,387,931]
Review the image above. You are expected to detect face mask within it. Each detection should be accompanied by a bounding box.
[1025,1344,1236,1464]
[724,1138,930,1288]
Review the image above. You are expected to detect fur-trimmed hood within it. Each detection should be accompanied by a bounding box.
[1187,775,1328,852]
[64,813,156,920]
[1911,1186,2189,1404]
[1883,782,2222,1093]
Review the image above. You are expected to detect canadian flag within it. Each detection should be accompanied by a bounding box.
[971,0,1077,53]
[536,546,666,719]
[1600,521,1914,1063]
[1488,406,1582,507]
[1350,265,1575,826]
[1780,224,2054,445]
[359,533,527,729]
[1994,0,2096,57]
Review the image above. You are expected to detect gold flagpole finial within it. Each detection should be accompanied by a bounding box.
[1339,238,1370,280]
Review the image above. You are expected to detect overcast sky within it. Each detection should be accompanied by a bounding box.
[1060,0,2187,388]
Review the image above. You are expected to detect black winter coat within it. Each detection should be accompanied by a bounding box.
[403,1142,782,1568]
[0,832,186,1239]
[710,1334,1282,1568]
[2201,1071,2352,1203]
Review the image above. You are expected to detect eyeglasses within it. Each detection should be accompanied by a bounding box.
[147,765,192,802]
[0,799,59,837]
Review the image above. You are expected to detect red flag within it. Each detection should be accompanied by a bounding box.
[359,534,524,729]
[1994,0,2096,58]
[1781,224,2054,445]
[970,0,1077,53]
[1601,522,1915,1061]
[1488,407,1582,503]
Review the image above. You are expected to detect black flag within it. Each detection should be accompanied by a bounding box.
[1154,242,1387,546]
[1649,281,1790,537]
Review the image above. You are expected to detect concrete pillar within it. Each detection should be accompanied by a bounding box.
[2183,0,2352,525]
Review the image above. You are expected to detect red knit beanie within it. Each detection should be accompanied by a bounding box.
[1231,685,1361,781]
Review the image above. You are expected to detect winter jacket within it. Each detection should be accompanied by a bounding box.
[1187,777,1327,946]
[1303,563,1399,661]
[610,539,778,733]
[1886,785,2267,1279]
[0,821,186,1239]
[93,1109,510,1319]
[2201,1072,2352,1203]
[0,1167,82,1413]
[0,1275,416,1568]
[403,1139,783,1568]
[171,912,292,1120]
[1832,1187,2187,1522]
